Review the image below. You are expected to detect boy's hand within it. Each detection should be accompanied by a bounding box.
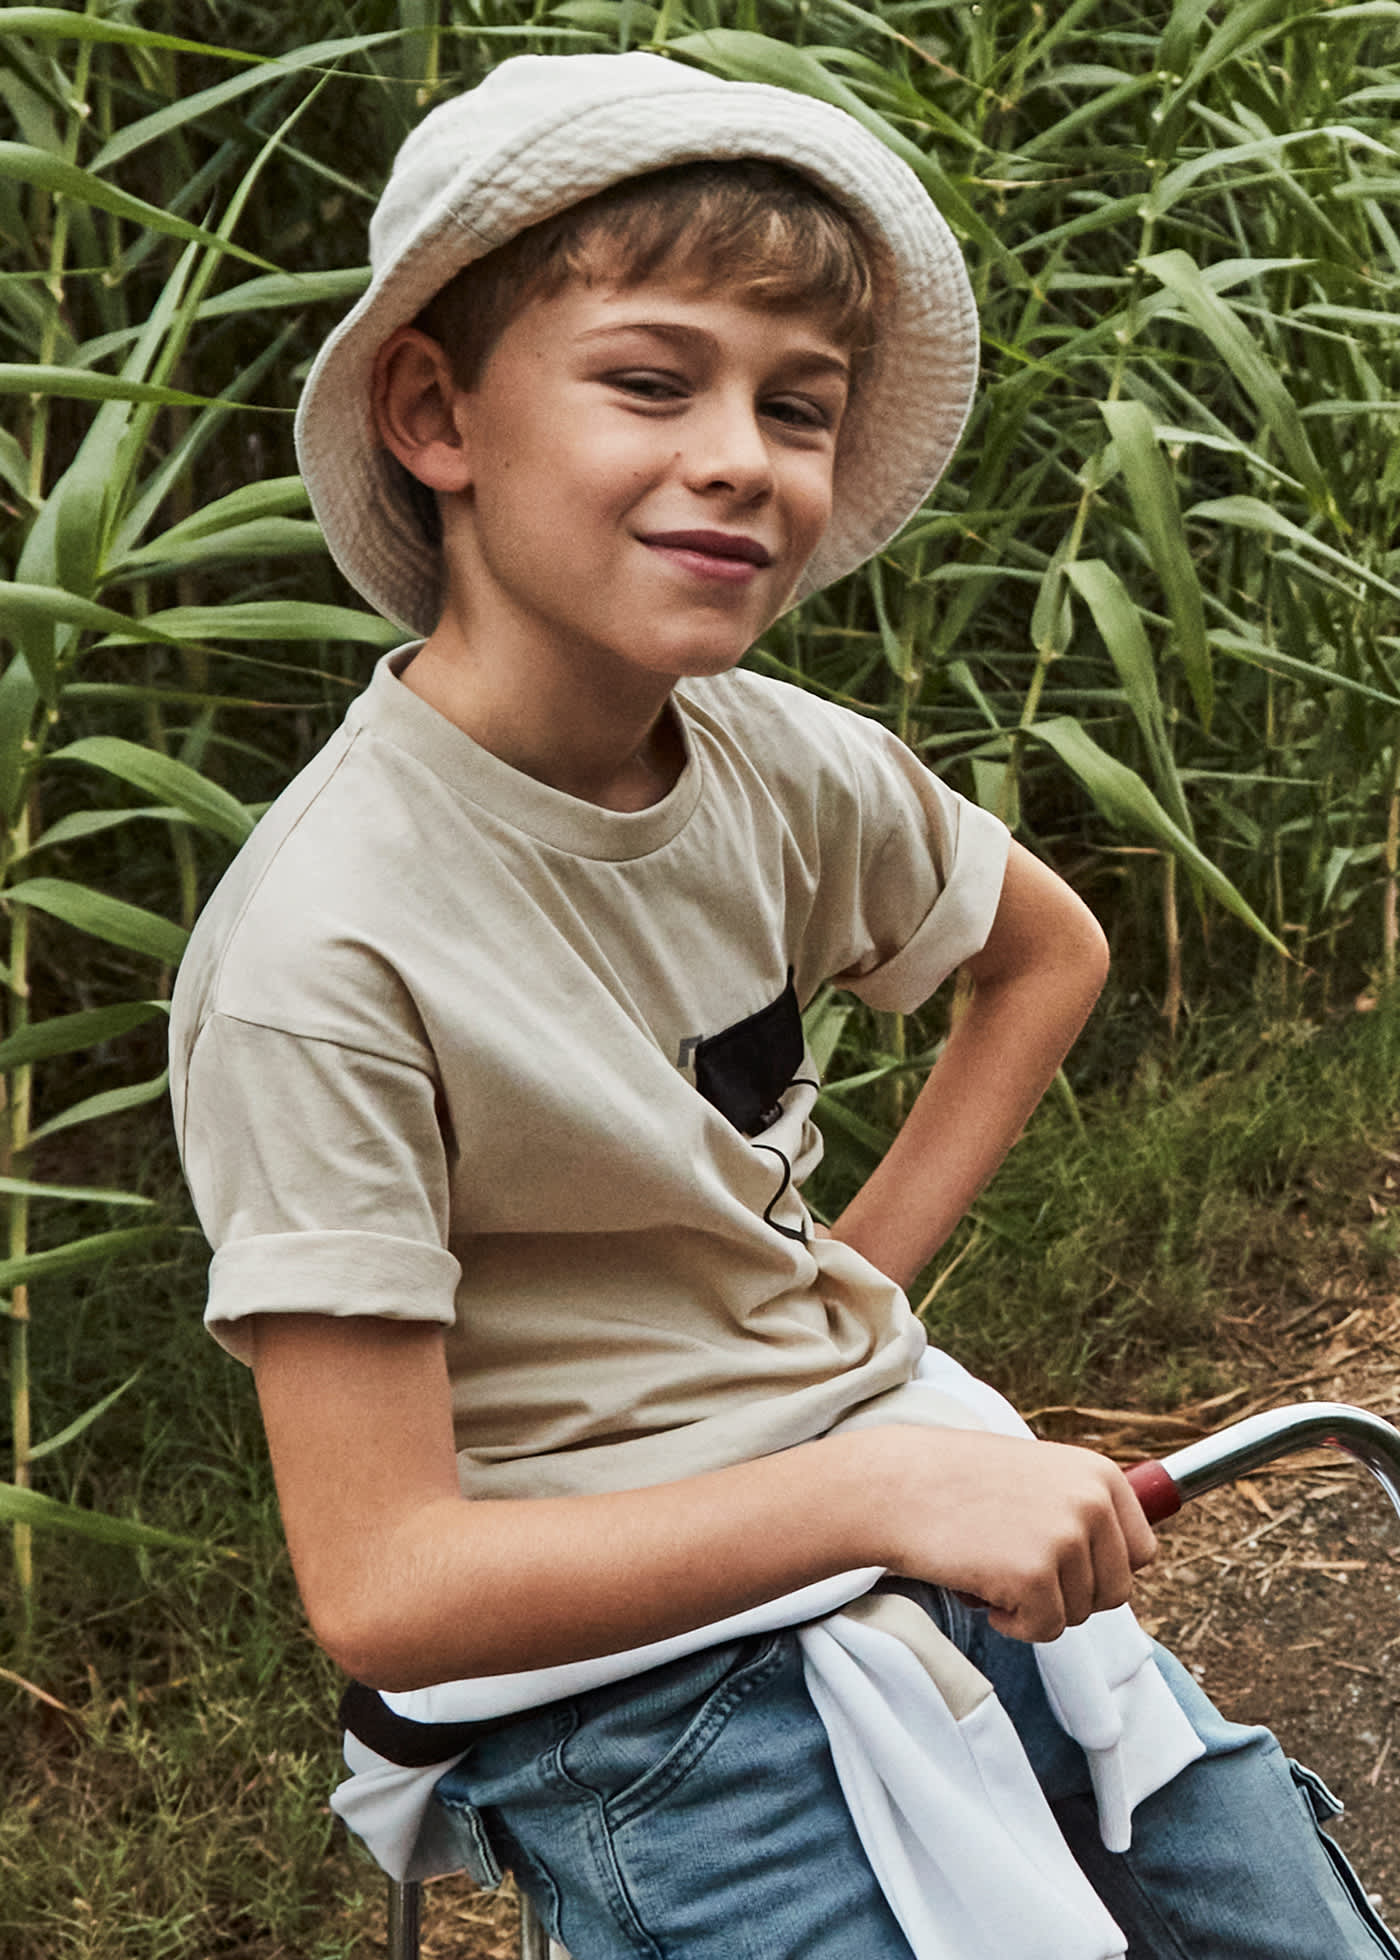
[861,1426,1156,1645]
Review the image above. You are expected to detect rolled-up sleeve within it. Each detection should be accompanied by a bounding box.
[182,1014,460,1363]
[841,791,1010,1011]
[817,708,1011,1011]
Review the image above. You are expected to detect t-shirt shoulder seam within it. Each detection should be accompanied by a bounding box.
[199,1006,434,1070]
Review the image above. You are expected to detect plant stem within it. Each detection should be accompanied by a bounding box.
[26,32,93,503]
[1162,850,1182,1041]
[6,794,35,1648]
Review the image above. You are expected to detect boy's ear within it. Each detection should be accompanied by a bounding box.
[371,327,474,494]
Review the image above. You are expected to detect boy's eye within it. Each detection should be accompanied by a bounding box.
[763,394,835,434]
[608,370,688,403]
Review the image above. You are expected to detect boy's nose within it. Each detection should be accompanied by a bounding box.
[681,396,774,503]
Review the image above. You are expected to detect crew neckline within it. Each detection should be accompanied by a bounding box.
[348,647,706,862]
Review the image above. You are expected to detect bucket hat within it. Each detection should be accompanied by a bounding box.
[295,50,979,637]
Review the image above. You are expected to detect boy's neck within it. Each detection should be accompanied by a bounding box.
[399,629,687,813]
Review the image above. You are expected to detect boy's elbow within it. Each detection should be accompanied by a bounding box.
[1058,894,1110,1023]
[312,1591,440,1693]
[292,1542,428,1690]
[1078,904,1111,993]
[1037,857,1109,996]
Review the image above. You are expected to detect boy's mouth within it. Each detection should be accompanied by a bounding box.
[641,529,774,573]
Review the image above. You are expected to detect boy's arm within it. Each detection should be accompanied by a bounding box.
[252,1309,1152,1691]
[827,839,1109,1292]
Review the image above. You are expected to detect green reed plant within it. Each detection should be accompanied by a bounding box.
[1,0,1397,1629]
[0,8,405,1636]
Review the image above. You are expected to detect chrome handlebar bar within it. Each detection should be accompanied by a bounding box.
[1125,1402,1400,1525]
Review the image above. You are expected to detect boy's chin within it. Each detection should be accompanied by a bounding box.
[646,609,794,680]
[648,640,760,683]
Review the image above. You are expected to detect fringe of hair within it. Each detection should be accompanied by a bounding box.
[415,158,880,389]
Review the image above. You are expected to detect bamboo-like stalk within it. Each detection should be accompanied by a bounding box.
[6,27,92,1638]
[1162,851,1182,1042]
[25,34,93,504]
[6,797,35,1644]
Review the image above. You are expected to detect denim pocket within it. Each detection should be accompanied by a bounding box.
[431,1779,505,1888]
[1290,1758,1400,1957]
[559,1631,786,1828]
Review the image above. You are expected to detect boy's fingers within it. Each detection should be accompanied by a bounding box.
[1113,1471,1159,1570]
[987,1584,1070,1645]
[1054,1539,1097,1630]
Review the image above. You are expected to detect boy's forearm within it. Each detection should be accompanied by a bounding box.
[258,1312,874,1690]
[255,1315,1153,1691]
[332,1430,879,1690]
[829,842,1108,1292]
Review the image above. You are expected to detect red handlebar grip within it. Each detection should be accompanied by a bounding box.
[1125,1458,1182,1524]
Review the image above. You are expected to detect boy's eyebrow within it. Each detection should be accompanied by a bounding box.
[577,318,851,380]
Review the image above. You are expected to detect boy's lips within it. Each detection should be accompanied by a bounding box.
[640,529,775,576]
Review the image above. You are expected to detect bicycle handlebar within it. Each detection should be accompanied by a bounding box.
[1125,1401,1400,1526]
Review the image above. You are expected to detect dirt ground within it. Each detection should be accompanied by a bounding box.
[389,1243,1400,1958]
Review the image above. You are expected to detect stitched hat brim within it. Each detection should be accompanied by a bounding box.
[294,56,979,637]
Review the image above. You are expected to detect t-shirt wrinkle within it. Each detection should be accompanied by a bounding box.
[170,648,1011,1497]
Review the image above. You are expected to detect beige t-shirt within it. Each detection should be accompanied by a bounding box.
[170,651,1009,1498]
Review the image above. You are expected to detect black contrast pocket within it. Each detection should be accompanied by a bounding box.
[693,972,804,1136]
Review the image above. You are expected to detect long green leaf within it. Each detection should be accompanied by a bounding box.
[0,9,265,61]
[0,144,274,269]
[1210,631,1400,707]
[1028,717,1285,952]
[28,1374,141,1463]
[24,243,205,614]
[1140,251,1331,515]
[1148,126,1394,222]
[126,602,401,648]
[30,1072,170,1145]
[0,582,178,646]
[6,880,188,965]
[0,1175,152,1208]
[0,651,41,814]
[1064,558,1193,837]
[0,365,243,410]
[0,1001,166,1071]
[123,476,310,549]
[0,1227,166,1294]
[0,1483,217,1556]
[91,32,401,169]
[1099,399,1213,728]
[51,739,256,847]
[1189,496,1400,603]
[78,271,368,367]
[111,518,324,577]
[19,808,194,856]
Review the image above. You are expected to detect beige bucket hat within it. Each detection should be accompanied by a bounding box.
[294,50,979,637]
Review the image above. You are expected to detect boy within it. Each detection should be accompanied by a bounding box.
[170,50,1396,1960]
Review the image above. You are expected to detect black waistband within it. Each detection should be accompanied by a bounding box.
[339,1679,515,1768]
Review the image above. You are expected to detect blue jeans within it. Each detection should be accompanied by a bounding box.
[433,1587,1399,1958]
